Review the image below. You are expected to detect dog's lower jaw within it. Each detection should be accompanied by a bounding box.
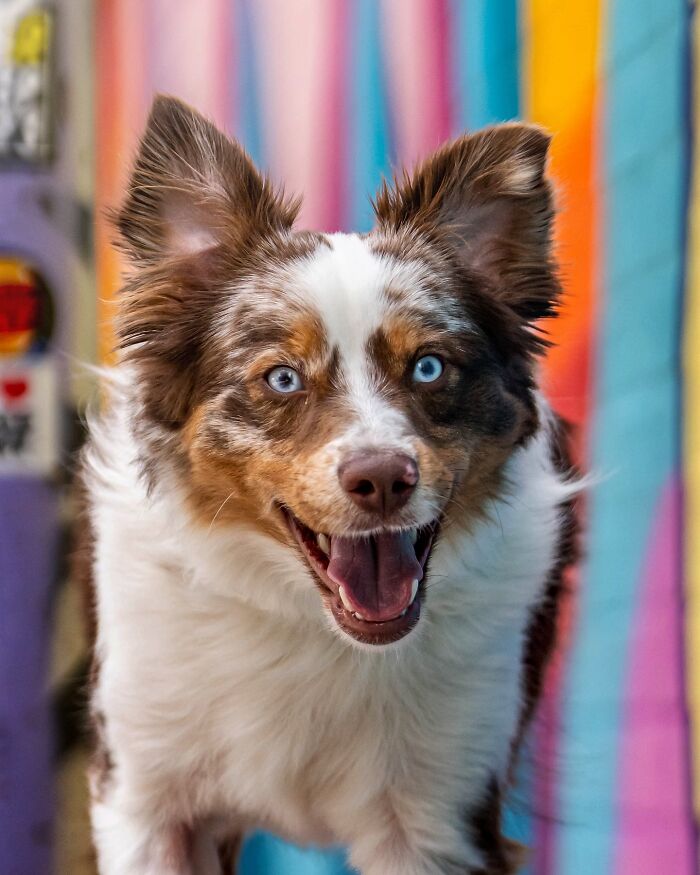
[283,506,438,646]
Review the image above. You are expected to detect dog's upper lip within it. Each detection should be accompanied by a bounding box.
[281,507,439,645]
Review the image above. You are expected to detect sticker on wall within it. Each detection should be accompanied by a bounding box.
[0,1,53,163]
[0,255,57,475]
[0,358,58,474]
[0,255,53,356]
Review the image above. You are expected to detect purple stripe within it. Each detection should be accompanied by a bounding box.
[0,479,59,875]
[613,477,695,873]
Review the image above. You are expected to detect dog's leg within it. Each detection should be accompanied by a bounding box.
[345,802,483,875]
[90,771,216,875]
[91,796,191,875]
[92,789,243,875]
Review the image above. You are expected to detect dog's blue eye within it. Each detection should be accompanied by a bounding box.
[413,355,444,384]
[266,366,304,394]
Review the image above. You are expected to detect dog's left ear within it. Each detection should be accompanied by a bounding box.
[373,123,559,323]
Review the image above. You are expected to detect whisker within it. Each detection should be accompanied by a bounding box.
[207,491,236,535]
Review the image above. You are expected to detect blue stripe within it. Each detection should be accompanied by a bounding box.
[235,0,264,167]
[240,833,350,875]
[556,3,690,872]
[349,0,393,232]
[453,0,520,131]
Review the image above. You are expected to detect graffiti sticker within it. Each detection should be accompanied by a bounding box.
[0,256,53,356]
[0,256,57,474]
[0,358,58,474]
[0,1,53,162]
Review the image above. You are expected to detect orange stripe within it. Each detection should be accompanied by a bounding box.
[95,0,147,362]
[523,2,602,440]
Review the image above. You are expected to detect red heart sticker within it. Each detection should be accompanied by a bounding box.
[1,377,28,401]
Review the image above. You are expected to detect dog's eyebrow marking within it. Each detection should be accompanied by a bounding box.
[293,234,394,354]
[291,233,468,358]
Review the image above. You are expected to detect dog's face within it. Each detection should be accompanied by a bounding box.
[116,97,558,647]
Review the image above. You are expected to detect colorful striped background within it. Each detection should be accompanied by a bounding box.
[94,1,697,872]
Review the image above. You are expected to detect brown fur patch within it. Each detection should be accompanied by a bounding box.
[462,423,578,868]
[513,416,579,758]
[72,463,98,646]
[470,778,527,875]
[88,708,114,803]
[71,461,116,801]
[217,834,243,873]
[464,417,579,872]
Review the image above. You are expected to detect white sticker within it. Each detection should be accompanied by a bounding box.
[0,357,59,475]
[0,2,53,162]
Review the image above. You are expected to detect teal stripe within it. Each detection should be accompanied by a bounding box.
[240,833,350,875]
[556,3,689,872]
[349,0,392,231]
[452,0,520,131]
[235,0,264,167]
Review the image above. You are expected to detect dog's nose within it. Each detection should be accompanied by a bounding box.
[338,452,419,516]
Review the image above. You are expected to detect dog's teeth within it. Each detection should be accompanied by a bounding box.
[410,579,420,604]
[400,608,408,617]
[410,528,418,545]
[338,586,353,612]
[354,612,367,621]
[317,533,330,556]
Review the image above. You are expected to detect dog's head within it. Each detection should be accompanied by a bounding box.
[115,96,559,647]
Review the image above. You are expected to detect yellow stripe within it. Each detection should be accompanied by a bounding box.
[522,0,602,132]
[520,0,602,423]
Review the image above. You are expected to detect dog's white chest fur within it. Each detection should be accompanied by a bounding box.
[87,391,573,875]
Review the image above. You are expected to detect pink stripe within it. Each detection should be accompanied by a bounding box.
[428,0,455,143]
[146,0,232,127]
[614,477,695,873]
[250,0,335,229]
[318,0,350,231]
[381,0,454,168]
[115,0,149,154]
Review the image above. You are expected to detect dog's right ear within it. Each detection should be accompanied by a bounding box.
[116,95,298,264]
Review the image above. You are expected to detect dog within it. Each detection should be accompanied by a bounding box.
[80,95,580,875]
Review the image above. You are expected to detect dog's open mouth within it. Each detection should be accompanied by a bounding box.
[283,510,438,645]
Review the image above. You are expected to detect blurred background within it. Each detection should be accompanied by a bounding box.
[0,0,695,873]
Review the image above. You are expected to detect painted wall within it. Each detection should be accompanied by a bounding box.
[0,2,93,873]
[92,1,697,872]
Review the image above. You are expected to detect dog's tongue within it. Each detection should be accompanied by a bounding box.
[327,532,423,621]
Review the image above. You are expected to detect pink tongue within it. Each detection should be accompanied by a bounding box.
[327,532,423,621]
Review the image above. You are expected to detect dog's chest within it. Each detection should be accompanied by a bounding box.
[156,603,468,837]
[98,553,482,844]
